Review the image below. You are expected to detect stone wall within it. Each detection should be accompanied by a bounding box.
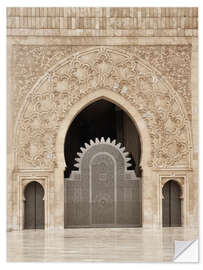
[7,7,197,37]
[7,7,198,231]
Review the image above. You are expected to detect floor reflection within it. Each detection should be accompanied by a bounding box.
[7,227,198,262]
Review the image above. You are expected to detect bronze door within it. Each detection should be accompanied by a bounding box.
[64,139,141,228]
[91,154,115,225]
[162,180,181,227]
[24,181,45,229]
[64,156,141,227]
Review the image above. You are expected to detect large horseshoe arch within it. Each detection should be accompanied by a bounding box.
[55,89,152,229]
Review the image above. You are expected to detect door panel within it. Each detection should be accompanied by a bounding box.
[170,181,181,226]
[64,157,141,228]
[117,181,141,226]
[162,182,170,227]
[24,182,36,229]
[35,183,45,229]
[91,155,115,225]
[24,182,45,229]
[162,180,181,227]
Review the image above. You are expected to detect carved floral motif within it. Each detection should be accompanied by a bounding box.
[12,45,192,121]
[12,45,92,119]
[120,45,192,120]
[15,47,191,169]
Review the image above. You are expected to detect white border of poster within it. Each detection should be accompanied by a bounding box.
[0,0,202,269]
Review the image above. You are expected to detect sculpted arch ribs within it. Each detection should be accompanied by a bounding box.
[16,46,191,170]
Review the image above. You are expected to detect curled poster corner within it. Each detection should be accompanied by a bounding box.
[173,240,198,262]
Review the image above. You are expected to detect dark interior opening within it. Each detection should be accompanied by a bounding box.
[64,99,142,177]
[24,181,45,230]
[162,180,181,227]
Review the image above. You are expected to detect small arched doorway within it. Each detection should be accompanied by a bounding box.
[24,181,45,229]
[162,180,181,227]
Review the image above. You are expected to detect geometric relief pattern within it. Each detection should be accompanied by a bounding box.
[15,46,191,169]
[120,45,192,121]
[12,45,93,120]
[12,45,192,121]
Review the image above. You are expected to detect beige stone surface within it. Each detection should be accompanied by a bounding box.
[7,7,198,232]
[7,7,198,37]
[7,228,198,262]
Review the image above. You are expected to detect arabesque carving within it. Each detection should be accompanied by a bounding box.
[12,45,93,119]
[120,45,192,121]
[15,47,192,169]
[12,45,192,122]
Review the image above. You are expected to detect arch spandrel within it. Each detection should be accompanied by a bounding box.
[15,46,192,170]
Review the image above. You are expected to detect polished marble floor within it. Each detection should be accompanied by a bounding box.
[7,227,198,262]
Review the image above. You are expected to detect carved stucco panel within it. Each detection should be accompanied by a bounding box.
[120,45,192,121]
[15,46,192,170]
[12,45,93,120]
[12,45,192,122]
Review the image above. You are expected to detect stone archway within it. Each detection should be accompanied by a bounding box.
[63,98,142,178]
[162,180,182,227]
[17,175,49,231]
[55,89,152,229]
[13,46,192,230]
[56,89,151,170]
[160,176,188,227]
[24,181,45,229]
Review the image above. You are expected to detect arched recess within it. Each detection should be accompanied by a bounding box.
[55,89,151,229]
[63,99,142,178]
[56,89,151,170]
[24,181,45,229]
[162,180,182,227]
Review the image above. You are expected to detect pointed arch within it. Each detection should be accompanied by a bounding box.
[162,180,182,227]
[56,89,151,170]
[24,181,45,229]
